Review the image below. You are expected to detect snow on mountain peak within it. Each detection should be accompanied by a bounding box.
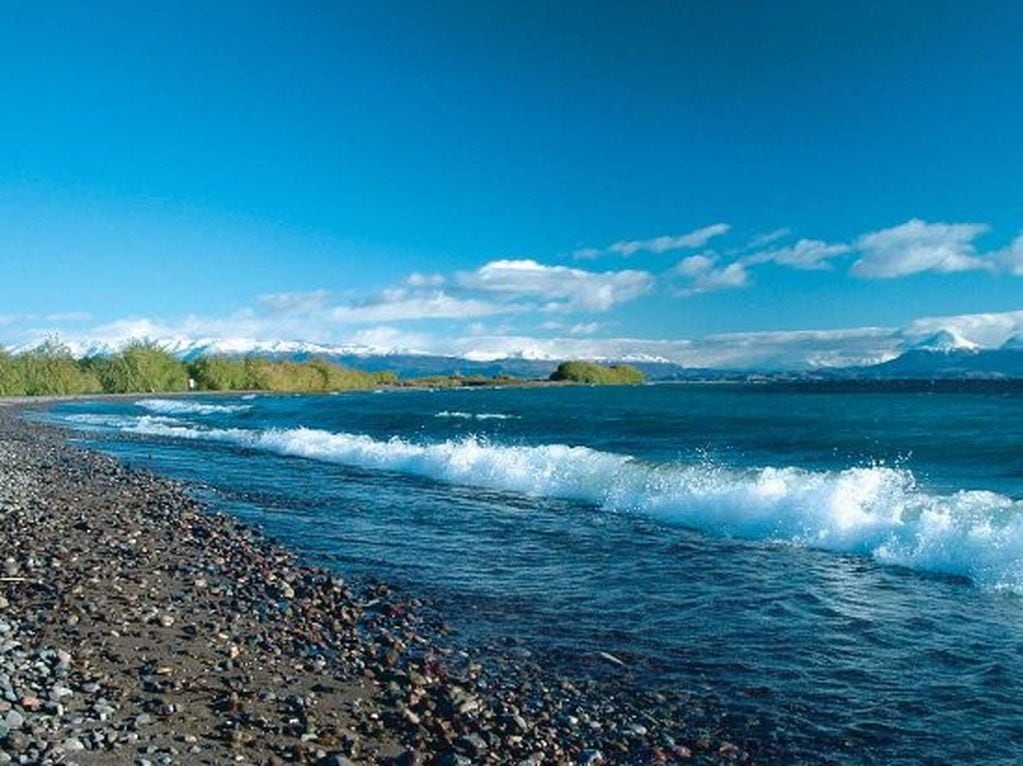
[903,329,980,353]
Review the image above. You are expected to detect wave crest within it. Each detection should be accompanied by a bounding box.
[435,411,521,420]
[137,399,253,416]
[79,416,1023,592]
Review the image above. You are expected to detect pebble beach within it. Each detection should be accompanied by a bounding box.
[0,407,756,766]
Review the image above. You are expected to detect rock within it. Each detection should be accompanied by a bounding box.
[578,750,605,766]
[59,737,86,752]
[322,755,356,766]
[718,742,743,760]
[435,753,472,766]
[4,709,24,730]
[394,750,422,766]
[455,733,488,758]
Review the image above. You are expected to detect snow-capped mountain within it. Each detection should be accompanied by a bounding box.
[5,315,1023,379]
[10,336,433,361]
[1000,334,1023,351]
[901,329,980,354]
[865,327,1023,379]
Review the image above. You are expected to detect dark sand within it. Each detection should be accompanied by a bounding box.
[0,409,758,765]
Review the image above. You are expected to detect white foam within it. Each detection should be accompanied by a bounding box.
[435,411,521,421]
[66,413,183,429]
[137,399,253,416]
[83,417,1023,592]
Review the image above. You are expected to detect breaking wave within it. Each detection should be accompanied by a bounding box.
[435,411,521,420]
[68,415,1023,592]
[137,399,253,416]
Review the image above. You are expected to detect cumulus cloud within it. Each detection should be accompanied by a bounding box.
[327,289,506,323]
[993,234,1023,276]
[256,286,505,323]
[457,259,652,312]
[851,219,991,278]
[347,325,432,349]
[746,239,851,270]
[674,253,749,295]
[608,223,731,256]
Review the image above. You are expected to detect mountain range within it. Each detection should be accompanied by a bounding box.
[8,329,1023,381]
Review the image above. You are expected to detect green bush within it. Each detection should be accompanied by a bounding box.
[549,360,646,385]
[188,356,253,391]
[0,350,22,396]
[0,338,534,397]
[87,341,189,393]
[189,355,393,392]
[12,339,102,396]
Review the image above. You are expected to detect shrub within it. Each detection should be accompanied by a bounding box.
[89,341,189,393]
[189,356,253,391]
[190,355,393,392]
[12,339,101,396]
[549,360,646,385]
[0,350,22,396]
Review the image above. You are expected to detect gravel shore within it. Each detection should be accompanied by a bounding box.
[0,409,759,765]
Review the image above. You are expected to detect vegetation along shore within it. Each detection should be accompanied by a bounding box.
[0,341,645,398]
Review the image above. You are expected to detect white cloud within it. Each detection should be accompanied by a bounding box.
[405,272,446,287]
[10,299,1023,373]
[746,238,851,270]
[347,325,432,350]
[257,290,331,313]
[609,223,731,256]
[458,259,652,312]
[328,289,506,323]
[994,234,1023,276]
[257,285,505,324]
[746,228,791,249]
[44,311,93,322]
[902,308,1023,348]
[452,325,899,370]
[851,219,991,278]
[674,253,749,295]
[571,247,604,260]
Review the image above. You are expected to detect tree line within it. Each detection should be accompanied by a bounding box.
[0,340,395,397]
[0,340,647,397]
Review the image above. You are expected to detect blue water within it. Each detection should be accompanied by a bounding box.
[47,383,1023,764]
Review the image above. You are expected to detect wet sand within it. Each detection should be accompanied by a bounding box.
[0,409,757,765]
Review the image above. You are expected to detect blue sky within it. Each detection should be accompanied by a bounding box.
[2,1,1022,365]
